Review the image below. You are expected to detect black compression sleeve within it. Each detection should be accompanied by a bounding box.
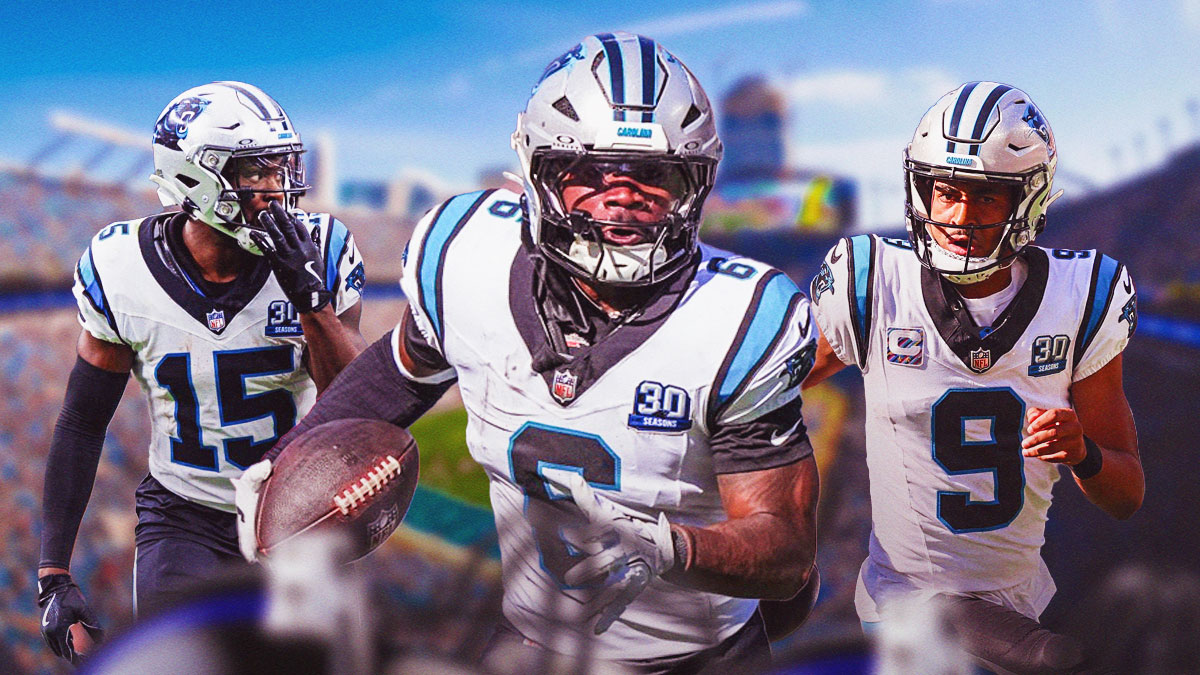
[709,396,814,474]
[39,357,129,569]
[265,330,455,462]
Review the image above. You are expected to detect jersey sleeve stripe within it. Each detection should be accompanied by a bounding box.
[77,246,121,339]
[416,189,493,343]
[1074,254,1122,367]
[323,216,350,295]
[847,234,876,367]
[710,271,802,418]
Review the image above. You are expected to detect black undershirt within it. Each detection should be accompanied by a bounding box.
[164,216,257,300]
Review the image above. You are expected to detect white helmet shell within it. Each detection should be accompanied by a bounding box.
[904,81,1063,284]
[512,32,722,287]
[150,81,306,254]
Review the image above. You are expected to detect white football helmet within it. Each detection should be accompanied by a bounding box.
[151,81,307,255]
[513,32,722,287]
[904,81,1063,284]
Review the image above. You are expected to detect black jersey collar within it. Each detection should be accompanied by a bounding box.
[139,213,272,334]
[509,248,695,406]
[920,247,1048,372]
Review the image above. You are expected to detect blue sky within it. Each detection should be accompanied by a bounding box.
[3,1,1199,226]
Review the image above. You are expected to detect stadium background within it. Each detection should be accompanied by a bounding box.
[3,3,1199,672]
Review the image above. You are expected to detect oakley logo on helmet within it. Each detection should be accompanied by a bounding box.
[154,97,210,151]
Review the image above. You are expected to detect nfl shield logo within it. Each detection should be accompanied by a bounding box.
[206,308,226,333]
[970,347,992,373]
[552,370,578,402]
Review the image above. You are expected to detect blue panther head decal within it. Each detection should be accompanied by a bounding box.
[154,96,210,151]
[535,43,585,91]
[1021,103,1054,157]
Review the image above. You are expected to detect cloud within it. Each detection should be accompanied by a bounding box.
[629,1,808,38]
[1181,0,1200,31]
[782,70,887,105]
[779,66,957,107]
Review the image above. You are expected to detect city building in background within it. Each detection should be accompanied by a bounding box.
[707,76,857,234]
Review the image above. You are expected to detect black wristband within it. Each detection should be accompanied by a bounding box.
[37,573,75,602]
[1072,436,1104,480]
[671,527,693,571]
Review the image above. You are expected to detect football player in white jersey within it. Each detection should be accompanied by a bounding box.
[36,82,366,664]
[804,82,1144,673]
[237,33,820,671]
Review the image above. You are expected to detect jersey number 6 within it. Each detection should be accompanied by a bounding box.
[508,422,620,588]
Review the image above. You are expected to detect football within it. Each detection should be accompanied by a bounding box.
[255,418,419,562]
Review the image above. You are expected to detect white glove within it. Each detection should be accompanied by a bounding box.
[553,473,675,633]
[232,459,273,563]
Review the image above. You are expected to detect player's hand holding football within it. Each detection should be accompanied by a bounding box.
[555,473,675,634]
[252,201,332,313]
[232,459,273,562]
[1021,407,1087,464]
[37,573,104,664]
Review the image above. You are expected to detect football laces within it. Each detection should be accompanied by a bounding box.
[333,455,402,515]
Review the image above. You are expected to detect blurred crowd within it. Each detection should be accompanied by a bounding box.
[0,312,143,674]
[0,170,412,291]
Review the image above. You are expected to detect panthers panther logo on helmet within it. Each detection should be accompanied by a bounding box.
[153,97,210,151]
[536,42,585,90]
[1021,103,1054,156]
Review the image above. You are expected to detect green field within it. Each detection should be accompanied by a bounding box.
[408,405,492,509]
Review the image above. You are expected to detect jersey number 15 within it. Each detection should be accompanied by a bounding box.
[155,346,297,471]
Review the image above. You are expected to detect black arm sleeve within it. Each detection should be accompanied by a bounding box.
[265,329,455,462]
[39,357,129,569]
[402,309,452,373]
[709,396,814,475]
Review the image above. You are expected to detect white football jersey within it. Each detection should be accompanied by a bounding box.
[811,234,1136,619]
[73,212,364,510]
[396,188,815,660]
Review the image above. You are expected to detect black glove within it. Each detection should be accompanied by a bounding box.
[37,573,104,665]
[252,200,332,313]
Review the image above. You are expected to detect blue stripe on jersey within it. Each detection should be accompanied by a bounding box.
[325,217,350,294]
[715,272,801,410]
[850,234,873,355]
[638,35,656,122]
[946,81,979,153]
[77,247,105,314]
[77,246,121,337]
[597,33,625,121]
[417,190,491,342]
[1080,254,1121,354]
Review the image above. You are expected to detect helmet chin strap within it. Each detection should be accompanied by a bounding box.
[927,232,1006,286]
[567,236,667,283]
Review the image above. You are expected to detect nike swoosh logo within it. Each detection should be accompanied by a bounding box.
[830,249,843,263]
[304,260,323,283]
[42,603,51,628]
[770,417,804,446]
